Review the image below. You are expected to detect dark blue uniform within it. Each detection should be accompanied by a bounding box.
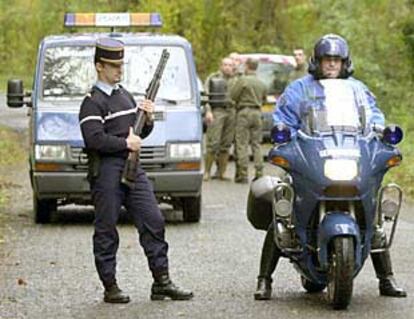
[79,85,168,288]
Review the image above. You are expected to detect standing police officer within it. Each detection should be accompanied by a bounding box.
[254,34,406,300]
[231,58,267,183]
[79,38,193,303]
[203,57,236,181]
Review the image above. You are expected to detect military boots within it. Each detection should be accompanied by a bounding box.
[104,283,130,303]
[204,153,214,181]
[151,274,194,300]
[217,152,231,181]
[203,152,215,181]
[371,250,407,297]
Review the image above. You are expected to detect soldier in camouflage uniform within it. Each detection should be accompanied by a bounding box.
[230,58,267,184]
[203,57,236,181]
[288,48,308,82]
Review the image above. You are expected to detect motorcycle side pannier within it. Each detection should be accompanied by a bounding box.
[246,176,281,230]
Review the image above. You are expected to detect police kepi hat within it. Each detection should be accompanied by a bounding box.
[95,38,124,65]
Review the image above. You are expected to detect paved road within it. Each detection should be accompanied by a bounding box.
[0,98,413,318]
[1,161,413,319]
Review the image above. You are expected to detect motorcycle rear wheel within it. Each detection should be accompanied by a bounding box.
[327,236,354,310]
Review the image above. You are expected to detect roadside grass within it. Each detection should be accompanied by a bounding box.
[0,74,33,94]
[0,125,26,243]
[0,125,26,204]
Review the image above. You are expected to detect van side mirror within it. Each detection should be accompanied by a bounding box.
[7,79,25,108]
[200,90,208,106]
[7,79,32,108]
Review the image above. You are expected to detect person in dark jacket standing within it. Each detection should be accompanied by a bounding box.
[79,38,193,303]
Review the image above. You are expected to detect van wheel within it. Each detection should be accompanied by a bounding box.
[182,195,201,223]
[34,197,56,224]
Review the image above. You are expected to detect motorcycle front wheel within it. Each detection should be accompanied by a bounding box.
[327,236,354,310]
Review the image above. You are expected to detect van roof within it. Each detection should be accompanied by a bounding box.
[41,32,192,48]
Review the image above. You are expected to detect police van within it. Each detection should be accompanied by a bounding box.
[7,13,203,223]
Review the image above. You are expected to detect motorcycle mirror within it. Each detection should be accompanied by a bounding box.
[382,125,403,145]
[271,124,291,144]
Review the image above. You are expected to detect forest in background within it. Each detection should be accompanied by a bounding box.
[0,0,413,195]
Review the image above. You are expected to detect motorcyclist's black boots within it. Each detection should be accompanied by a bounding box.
[151,274,194,300]
[104,283,130,303]
[371,250,407,297]
[254,227,280,300]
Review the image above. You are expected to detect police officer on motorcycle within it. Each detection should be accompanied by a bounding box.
[254,34,407,300]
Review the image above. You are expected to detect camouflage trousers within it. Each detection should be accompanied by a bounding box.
[235,107,263,178]
[205,107,236,154]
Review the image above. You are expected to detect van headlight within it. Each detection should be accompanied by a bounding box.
[324,159,358,181]
[35,145,67,161]
[168,143,201,160]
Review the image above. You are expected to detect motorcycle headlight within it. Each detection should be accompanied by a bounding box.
[168,143,201,160]
[324,159,358,181]
[35,145,67,161]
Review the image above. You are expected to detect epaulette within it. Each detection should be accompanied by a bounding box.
[87,86,106,103]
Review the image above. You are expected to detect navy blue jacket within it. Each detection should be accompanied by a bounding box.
[79,85,153,158]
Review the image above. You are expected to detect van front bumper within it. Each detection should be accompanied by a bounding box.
[33,170,203,200]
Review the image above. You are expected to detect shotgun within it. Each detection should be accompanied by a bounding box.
[121,49,170,188]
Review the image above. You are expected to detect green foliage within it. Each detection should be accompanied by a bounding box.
[0,0,412,197]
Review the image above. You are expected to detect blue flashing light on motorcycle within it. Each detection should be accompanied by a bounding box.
[271,124,291,144]
[383,125,403,145]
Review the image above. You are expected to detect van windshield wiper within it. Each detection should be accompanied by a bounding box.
[156,97,178,105]
[132,93,180,105]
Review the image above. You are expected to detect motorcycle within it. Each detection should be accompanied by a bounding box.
[247,79,404,309]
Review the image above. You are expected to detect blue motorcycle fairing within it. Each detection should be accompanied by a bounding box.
[268,130,400,284]
[317,212,362,271]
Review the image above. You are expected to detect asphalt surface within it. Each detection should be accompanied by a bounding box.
[0,95,413,318]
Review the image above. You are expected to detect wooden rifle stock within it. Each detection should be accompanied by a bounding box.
[121,49,169,188]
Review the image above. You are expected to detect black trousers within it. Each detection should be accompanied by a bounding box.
[91,157,168,287]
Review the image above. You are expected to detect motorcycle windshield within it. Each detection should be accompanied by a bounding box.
[305,79,365,135]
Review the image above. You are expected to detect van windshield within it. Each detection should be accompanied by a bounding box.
[42,45,192,102]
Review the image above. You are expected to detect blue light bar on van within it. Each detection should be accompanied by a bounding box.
[64,13,162,27]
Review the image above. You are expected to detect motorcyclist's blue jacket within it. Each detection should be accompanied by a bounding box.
[273,74,385,135]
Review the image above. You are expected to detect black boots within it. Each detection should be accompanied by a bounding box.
[151,274,194,300]
[254,225,280,300]
[371,250,407,297]
[379,276,407,297]
[254,277,272,300]
[104,283,130,303]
